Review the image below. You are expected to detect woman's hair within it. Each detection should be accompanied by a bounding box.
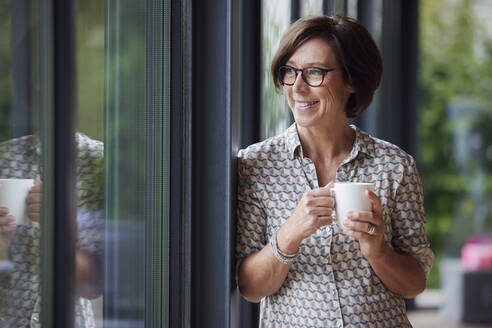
[271,16,383,118]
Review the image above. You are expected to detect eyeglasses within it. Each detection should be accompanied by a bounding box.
[279,65,337,87]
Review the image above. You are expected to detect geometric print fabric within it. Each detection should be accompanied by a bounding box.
[236,124,434,327]
[0,133,103,328]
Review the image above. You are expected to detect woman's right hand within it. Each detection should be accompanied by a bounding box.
[0,207,17,258]
[276,183,335,254]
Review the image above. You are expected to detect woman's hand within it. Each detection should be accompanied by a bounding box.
[0,207,17,259]
[277,183,335,254]
[27,179,42,223]
[343,190,385,260]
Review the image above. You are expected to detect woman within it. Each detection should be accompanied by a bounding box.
[0,133,103,327]
[236,16,434,327]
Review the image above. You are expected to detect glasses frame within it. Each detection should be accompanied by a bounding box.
[279,65,337,87]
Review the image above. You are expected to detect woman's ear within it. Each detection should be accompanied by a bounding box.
[344,83,355,94]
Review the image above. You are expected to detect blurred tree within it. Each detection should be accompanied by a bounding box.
[419,0,492,287]
[76,0,105,141]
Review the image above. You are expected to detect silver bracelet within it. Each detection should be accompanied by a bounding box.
[270,230,298,264]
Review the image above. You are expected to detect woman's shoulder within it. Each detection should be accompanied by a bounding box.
[238,130,290,161]
[76,132,104,157]
[357,128,415,167]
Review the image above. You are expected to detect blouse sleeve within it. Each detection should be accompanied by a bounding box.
[76,209,104,259]
[235,151,268,276]
[391,158,435,279]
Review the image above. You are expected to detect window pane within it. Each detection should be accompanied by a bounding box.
[103,1,170,327]
[261,0,291,139]
[0,1,50,326]
[301,0,323,17]
[75,1,105,326]
[0,1,169,327]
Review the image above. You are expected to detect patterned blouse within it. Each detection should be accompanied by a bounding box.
[236,124,434,328]
[0,133,104,328]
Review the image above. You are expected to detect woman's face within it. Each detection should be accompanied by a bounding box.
[283,38,354,129]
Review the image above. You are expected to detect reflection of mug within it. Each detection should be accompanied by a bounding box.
[331,182,374,228]
[0,179,35,225]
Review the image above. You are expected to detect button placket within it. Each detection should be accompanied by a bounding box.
[299,157,318,190]
[324,227,343,327]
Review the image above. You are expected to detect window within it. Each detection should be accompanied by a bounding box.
[0,1,170,326]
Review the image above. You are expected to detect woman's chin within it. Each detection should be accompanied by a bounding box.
[293,116,322,128]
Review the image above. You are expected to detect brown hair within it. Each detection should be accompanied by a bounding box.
[271,16,383,118]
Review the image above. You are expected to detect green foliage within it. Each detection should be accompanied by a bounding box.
[420,0,492,287]
[0,1,105,142]
[76,0,105,141]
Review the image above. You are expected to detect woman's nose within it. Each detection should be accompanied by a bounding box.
[292,73,309,92]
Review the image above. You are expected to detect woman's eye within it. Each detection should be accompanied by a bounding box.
[307,69,323,76]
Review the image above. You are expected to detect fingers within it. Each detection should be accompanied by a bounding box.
[0,213,14,225]
[343,191,383,238]
[315,216,333,227]
[304,207,333,218]
[0,206,9,216]
[27,204,41,223]
[346,210,379,226]
[303,194,334,208]
[26,190,42,205]
[366,190,382,214]
[29,181,42,195]
[323,181,335,188]
[309,186,334,198]
[0,216,16,233]
[26,181,42,222]
[27,179,42,205]
[0,208,15,226]
[343,218,374,234]
[303,186,335,207]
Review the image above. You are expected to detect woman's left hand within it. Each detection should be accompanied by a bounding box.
[27,179,42,223]
[342,190,385,260]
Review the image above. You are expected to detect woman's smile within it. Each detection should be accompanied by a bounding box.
[295,100,320,110]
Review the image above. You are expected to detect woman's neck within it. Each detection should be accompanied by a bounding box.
[297,120,355,164]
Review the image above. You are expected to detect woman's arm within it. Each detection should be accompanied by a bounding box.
[27,181,103,299]
[365,242,425,298]
[76,250,102,299]
[237,242,292,303]
[238,186,335,302]
[343,191,428,298]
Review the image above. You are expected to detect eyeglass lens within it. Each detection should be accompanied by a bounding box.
[280,67,324,87]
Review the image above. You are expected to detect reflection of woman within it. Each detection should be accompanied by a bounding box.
[236,16,434,327]
[0,133,103,327]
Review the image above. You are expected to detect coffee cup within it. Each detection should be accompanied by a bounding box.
[0,179,35,225]
[331,182,374,228]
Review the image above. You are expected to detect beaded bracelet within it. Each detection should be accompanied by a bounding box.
[270,230,298,264]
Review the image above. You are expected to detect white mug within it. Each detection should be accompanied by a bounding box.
[331,182,374,228]
[0,179,35,225]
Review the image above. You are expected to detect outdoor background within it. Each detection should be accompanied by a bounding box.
[260,0,492,291]
[1,0,491,294]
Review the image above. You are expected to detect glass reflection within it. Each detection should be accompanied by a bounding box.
[261,0,291,139]
[0,1,105,327]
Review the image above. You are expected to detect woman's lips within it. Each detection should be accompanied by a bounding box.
[296,100,319,110]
